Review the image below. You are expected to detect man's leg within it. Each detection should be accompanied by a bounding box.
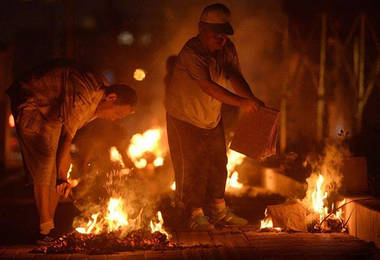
[34,185,55,235]
[205,120,248,225]
[166,114,214,230]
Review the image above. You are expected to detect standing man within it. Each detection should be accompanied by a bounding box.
[7,59,137,244]
[165,3,264,230]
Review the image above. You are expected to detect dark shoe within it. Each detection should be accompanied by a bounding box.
[36,229,60,245]
[211,208,248,225]
[189,214,215,231]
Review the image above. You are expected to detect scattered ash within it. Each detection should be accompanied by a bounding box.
[31,230,177,254]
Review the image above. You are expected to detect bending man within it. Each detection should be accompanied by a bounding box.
[7,59,137,244]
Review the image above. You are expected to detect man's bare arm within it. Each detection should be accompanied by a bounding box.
[228,70,264,106]
[56,125,73,197]
[197,79,259,113]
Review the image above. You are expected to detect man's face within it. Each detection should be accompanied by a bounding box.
[200,26,228,52]
[99,103,135,122]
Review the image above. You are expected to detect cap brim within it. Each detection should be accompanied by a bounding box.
[203,22,234,35]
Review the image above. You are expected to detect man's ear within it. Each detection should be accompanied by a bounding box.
[105,93,117,102]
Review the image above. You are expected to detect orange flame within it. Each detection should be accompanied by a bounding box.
[150,211,170,239]
[106,197,129,232]
[110,146,125,168]
[127,128,164,169]
[260,209,281,231]
[225,150,245,192]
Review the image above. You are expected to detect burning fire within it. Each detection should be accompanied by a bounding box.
[304,173,346,231]
[150,211,170,238]
[106,197,129,232]
[225,150,245,192]
[66,163,80,187]
[301,144,347,231]
[260,209,281,231]
[75,196,170,239]
[110,146,125,168]
[127,128,165,169]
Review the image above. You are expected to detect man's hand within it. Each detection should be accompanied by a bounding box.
[56,180,72,198]
[240,98,262,113]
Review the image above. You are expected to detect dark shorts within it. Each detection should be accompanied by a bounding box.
[166,113,228,210]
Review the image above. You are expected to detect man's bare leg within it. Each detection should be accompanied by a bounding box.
[48,186,59,220]
[34,185,55,234]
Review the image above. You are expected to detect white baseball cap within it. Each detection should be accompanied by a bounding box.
[200,3,234,35]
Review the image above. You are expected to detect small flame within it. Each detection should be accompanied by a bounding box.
[133,68,146,81]
[66,163,79,187]
[75,213,100,234]
[260,209,281,231]
[150,211,170,239]
[170,182,176,191]
[110,146,125,168]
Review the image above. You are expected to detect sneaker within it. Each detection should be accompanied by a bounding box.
[211,207,248,225]
[189,214,215,231]
[36,229,60,245]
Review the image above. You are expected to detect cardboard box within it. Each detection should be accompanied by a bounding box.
[231,107,280,160]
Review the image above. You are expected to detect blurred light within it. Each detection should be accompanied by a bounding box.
[8,114,15,128]
[133,69,146,81]
[140,33,152,45]
[81,16,96,29]
[118,31,134,46]
[153,157,164,167]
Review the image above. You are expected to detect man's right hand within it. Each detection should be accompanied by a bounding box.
[56,181,72,198]
[239,99,261,113]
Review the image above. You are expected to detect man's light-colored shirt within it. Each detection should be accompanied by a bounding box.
[165,36,240,129]
[9,60,106,138]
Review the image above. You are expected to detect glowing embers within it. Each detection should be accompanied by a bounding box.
[133,68,146,81]
[127,128,165,169]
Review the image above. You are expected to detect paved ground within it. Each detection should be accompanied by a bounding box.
[0,227,378,259]
[0,168,378,259]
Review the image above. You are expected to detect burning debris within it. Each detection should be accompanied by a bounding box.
[31,230,173,254]
[260,144,349,233]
